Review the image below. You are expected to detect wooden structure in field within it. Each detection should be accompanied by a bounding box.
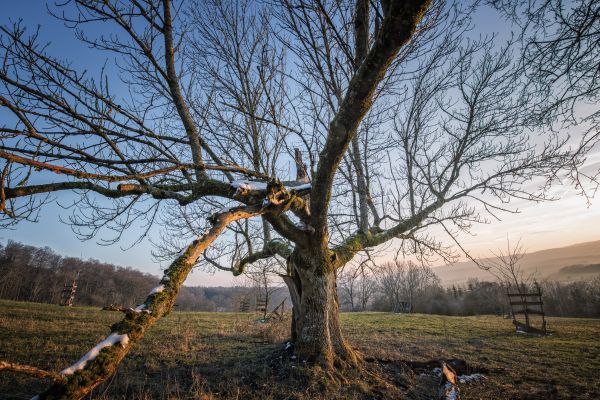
[255,296,267,314]
[266,299,286,321]
[60,272,80,307]
[239,298,250,312]
[507,282,547,335]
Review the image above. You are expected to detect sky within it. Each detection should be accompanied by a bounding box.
[1,2,598,287]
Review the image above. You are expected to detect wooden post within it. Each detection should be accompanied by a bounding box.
[60,271,80,307]
[294,148,309,182]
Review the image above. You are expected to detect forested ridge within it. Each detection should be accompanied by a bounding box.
[0,240,252,311]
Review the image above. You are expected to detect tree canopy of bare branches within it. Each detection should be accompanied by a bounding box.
[0,0,597,398]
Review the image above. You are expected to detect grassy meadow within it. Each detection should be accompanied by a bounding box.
[0,300,599,399]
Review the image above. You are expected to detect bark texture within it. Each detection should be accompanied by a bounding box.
[287,250,358,369]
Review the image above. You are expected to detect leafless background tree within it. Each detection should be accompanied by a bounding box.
[484,238,536,291]
[338,257,377,311]
[379,256,439,313]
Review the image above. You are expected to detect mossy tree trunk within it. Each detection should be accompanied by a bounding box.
[286,249,358,369]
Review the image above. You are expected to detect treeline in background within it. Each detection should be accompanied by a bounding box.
[1,241,599,317]
[338,261,600,318]
[0,241,258,312]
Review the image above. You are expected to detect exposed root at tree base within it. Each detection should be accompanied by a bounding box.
[261,347,406,400]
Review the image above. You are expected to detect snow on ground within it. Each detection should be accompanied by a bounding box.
[441,383,460,400]
[458,373,486,384]
[432,367,486,384]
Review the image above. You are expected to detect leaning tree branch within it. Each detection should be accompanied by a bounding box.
[25,200,295,399]
[232,239,293,276]
[334,198,443,265]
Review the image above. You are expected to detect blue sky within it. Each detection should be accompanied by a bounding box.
[1,2,598,286]
[0,3,165,278]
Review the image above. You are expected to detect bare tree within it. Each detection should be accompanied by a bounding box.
[379,258,439,313]
[0,0,596,397]
[245,260,283,320]
[338,258,376,311]
[490,0,600,199]
[484,237,535,291]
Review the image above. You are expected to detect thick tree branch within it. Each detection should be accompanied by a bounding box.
[232,239,292,276]
[0,150,271,182]
[33,197,301,398]
[310,0,432,240]
[0,361,65,382]
[162,0,205,180]
[4,173,312,208]
[334,198,443,265]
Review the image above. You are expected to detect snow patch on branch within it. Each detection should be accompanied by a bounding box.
[198,228,210,238]
[176,247,187,257]
[134,303,149,313]
[231,180,268,191]
[231,179,311,197]
[60,333,129,375]
[286,182,311,191]
[231,180,311,192]
[148,285,165,295]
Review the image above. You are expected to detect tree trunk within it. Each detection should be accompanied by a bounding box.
[281,272,301,343]
[285,250,359,370]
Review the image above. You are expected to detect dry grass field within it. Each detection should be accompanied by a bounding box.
[0,300,599,399]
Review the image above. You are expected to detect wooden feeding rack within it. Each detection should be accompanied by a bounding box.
[507,282,547,335]
[239,298,250,313]
[60,271,80,307]
[255,296,267,314]
[266,299,286,321]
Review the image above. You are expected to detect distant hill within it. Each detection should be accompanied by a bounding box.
[433,240,600,286]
